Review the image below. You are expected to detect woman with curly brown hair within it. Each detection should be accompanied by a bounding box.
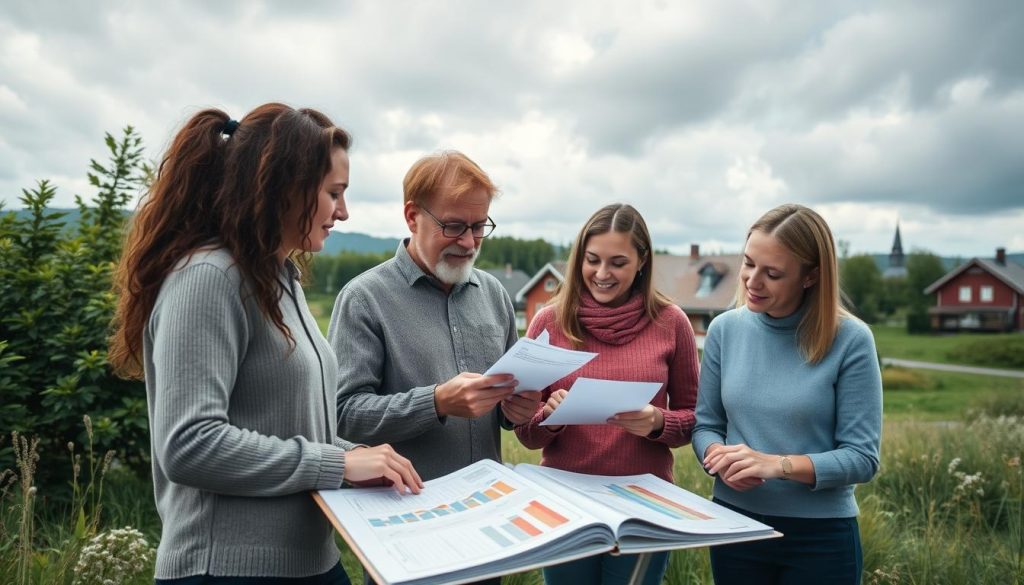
[110,103,422,584]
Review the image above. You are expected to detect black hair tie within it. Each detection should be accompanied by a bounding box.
[222,119,240,136]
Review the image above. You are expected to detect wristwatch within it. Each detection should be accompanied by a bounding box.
[779,456,793,479]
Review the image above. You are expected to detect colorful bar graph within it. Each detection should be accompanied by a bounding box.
[606,484,712,520]
[510,515,542,536]
[367,479,523,527]
[524,500,569,528]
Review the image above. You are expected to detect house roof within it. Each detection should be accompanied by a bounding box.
[652,253,742,312]
[515,261,568,302]
[481,266,532,304]
[924,257,1024,295]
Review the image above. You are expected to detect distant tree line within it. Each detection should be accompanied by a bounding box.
[304,251,393,296]
[305,235,557,295]
[841,251,948,332]
[476,236,555,275]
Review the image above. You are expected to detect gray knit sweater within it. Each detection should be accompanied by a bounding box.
[143,248,356,579]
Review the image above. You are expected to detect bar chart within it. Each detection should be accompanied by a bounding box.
[605,483,713,521]
[367,480,518,527]
[480,500,570,548]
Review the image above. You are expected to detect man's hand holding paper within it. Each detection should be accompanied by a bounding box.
[482,336,597,394]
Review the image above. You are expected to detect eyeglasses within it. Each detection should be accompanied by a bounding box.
[419,206,496,239]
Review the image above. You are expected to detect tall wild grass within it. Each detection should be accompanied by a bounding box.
[0,416,156,584]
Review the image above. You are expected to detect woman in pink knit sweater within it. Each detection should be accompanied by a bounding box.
[514,203,700,585]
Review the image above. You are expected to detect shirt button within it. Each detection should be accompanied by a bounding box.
[452,326,459,333]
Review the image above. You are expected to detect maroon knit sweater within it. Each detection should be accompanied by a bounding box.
[513,295,699,483]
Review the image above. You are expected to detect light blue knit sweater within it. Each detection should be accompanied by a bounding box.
[692,305,882,518]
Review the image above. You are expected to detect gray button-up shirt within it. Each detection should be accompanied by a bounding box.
[328,240,518,480]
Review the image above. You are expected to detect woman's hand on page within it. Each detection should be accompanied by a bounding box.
[344,444,424,494]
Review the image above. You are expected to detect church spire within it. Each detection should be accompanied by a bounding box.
[889,221,905,269]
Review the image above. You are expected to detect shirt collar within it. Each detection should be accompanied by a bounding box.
[282,256,301,281]
[394,238,481,291]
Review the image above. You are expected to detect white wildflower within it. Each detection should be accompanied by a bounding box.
[947,457,961,474]
[73,526,155,585]
[950,468,986,502]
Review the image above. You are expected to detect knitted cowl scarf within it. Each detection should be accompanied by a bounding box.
[577,288,651,345]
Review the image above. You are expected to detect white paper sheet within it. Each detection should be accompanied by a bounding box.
[540,377,662,426]
[483,336,597,394]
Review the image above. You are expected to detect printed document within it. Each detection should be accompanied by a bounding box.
[540,377,662,426]
[483,336,596,394]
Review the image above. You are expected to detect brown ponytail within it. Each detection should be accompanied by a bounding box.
[110,104,350,379]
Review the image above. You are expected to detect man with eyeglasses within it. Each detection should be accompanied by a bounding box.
[328,151,542,504]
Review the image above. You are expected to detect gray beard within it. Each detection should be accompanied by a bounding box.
[433,247,478,285]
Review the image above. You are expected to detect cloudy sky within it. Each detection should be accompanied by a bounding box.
[2,0,1022,257]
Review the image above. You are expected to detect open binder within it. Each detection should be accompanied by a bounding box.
[314,459,779,585]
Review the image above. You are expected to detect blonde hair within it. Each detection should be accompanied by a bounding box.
[737,203,850,364]
[554,204,673,348]
[403,150,497,206]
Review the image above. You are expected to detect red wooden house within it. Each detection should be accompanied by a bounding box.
[516,261,568,327]
[923,248,1024,332]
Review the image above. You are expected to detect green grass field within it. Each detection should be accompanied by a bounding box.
[871,324,1024,370]
[882,367,1024,421]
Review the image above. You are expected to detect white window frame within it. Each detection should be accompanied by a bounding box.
[544,277,556,292]
[980,285,994,303]
[959,286,972,303]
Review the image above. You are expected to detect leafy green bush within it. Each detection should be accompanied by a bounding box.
[945,336,1024,369]
[0,128,150,486]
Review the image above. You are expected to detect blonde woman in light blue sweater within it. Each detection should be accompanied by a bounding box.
[693,203,882,585]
